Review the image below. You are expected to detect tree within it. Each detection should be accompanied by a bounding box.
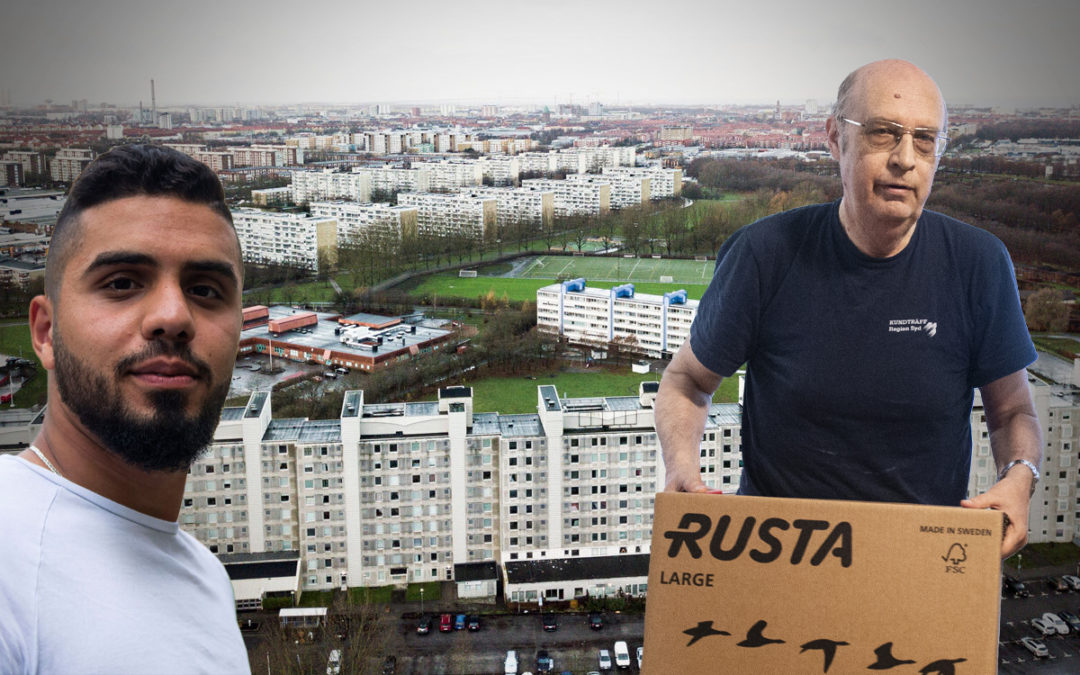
[1024,287,1070,333]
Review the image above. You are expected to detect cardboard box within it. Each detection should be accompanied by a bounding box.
[644,493,1002,674]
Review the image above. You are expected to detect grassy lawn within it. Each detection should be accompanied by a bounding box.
[0,321,47,408]
[1032,336,1079,359]
[1004,542,1080,573]
[402,273,708,304]
[463,366,739,415]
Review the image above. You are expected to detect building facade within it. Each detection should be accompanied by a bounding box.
[232,208,337,272]
[536,279,696,358]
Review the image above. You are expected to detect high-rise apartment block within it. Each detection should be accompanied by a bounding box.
[231,208,337,272]
[602,166,683,199]
[176,383,743,599]
[520,178,611,217]
[396,192,497,240]
[291,169,371,205]
[470,186,555,230]
[309,201,418,242]
[569,173,648,209]
[537,280,696,358]
[49,148,95,182]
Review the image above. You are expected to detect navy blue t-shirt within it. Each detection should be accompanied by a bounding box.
[689,200,1036,505]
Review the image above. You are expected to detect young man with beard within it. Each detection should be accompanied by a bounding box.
[0,145,250,672]
[656,60,1041,559]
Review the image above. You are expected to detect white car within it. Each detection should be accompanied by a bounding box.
[1021,636,1048,658]
[1062,574,1080,591]
[598,649,612,671]
[636,646,643,669]
[613,641,631,669]
[504,650,518,675]
[1041,612,1069,634]
[1030,617,1056,637]
[326,649,341,675]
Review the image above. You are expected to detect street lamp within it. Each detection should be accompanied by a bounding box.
[420,586,424,616]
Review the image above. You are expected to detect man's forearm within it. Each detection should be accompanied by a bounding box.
[990,410,1043,488]
[655,375,713,491]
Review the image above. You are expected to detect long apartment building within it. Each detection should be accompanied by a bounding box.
[520,178,611,217]
[426,160,483,191]
[537,279,696,358]
[173,383,743,600]
[231,207,337,272]
[471,186,555,230]
[602,166,683,199]
[396,191,497,240]
[309,201,418,242]
[478,156,520,186]
[568,173,648,209]
[291,169,371,205]
[49,148,94,182]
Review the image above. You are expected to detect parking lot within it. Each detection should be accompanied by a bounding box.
[998,579,1080,674]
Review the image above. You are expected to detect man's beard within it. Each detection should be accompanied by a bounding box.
[53,328,230,472]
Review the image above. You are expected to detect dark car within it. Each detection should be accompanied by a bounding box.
[467,615,481,631]
[589,612,604,630]
[543,614,558,631]
[439,613,453,632]
[1047,576,1069,593]
[1003,575,1029,597]
[454,613,466,631]
[416,615,432,635]
[1058,610,1080,633]
[537,649,554,672]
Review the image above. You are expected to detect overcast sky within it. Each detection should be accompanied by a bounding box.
[5,0,1079,109]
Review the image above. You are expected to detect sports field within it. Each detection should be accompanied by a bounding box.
[516,254,713,284]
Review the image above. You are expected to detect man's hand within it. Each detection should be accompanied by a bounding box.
[663,462,709,493]
[960,467,1032,559]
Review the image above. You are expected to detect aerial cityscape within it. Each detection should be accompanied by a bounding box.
[2,1,1080,673]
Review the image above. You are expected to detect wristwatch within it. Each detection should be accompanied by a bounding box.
[998,459,1040,496]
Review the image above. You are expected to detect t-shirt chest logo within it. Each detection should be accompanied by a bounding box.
[887,318,938,337]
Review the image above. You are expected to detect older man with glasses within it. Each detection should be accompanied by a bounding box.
[656,59,1040,559]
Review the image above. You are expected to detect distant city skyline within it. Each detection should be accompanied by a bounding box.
[6,0,1080,110]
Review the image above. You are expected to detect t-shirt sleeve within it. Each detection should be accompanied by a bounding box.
[689,229,761,377]
[969,237,1037,388]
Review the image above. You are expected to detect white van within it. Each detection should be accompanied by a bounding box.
[504,649,519,675]
[613,641,631,669]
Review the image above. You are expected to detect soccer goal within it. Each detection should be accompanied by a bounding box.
[659,275,674,283]
[459,269,478,278]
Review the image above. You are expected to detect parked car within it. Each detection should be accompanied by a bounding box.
[1057,610,1080,632]
[1003,575,1029,597]
[1020,636,1049,658]
[613,641,631,669]
[1047,576,1070,593]
[381,655,396,675]
[1041,612,1069,634]
[1062,574,1080,591]
[1031,617,1056,637]
[589,612,604,630]
[416,615,432,635]
[542,614,558,631]
[439,613,453,632]
[504,650,519,675]
[454,613,466,631]
[598,649,612,671]
[536,649,554,673]
[467,615,482,631]
[326,649,342,675]
[636,646,643,669]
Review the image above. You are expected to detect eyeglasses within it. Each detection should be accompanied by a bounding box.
[842,118,949,158]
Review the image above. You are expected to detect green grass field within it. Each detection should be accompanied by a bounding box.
[0,322,46,407]
[461,368,738,415]
[516,254,713,284]
[405,274,709,303]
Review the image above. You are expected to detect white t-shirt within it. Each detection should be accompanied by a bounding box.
[0,454,250,674]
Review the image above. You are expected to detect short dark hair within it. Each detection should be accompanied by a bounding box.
[46,144,235,298]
